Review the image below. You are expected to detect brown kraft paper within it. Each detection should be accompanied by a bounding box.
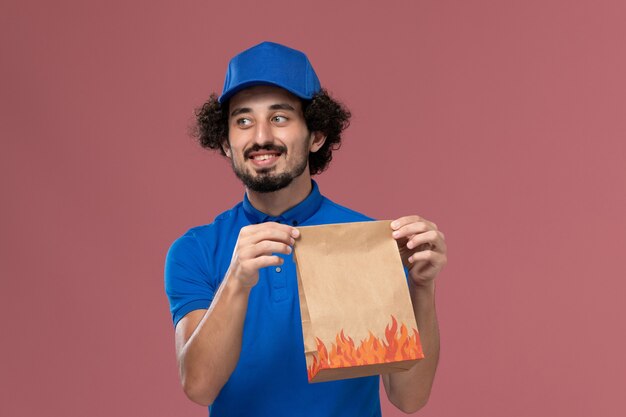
[293,220,424,383]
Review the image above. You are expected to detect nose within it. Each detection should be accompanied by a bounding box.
[252,119,275,146]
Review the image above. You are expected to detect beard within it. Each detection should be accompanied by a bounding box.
[231,144,309,193]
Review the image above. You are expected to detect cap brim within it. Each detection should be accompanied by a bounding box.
[218,79,314,103]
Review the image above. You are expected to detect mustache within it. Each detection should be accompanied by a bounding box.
[244,144,288,159]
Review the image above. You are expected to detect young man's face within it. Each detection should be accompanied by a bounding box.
[224,85,323,193]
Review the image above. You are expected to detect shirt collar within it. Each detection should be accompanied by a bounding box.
[242,180,323,226]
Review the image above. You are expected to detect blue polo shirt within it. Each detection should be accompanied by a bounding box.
[164,181,381,417]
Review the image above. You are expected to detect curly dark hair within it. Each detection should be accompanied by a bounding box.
[191,88,351,175]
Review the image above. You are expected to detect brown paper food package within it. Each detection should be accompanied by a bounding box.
[293,220,424,383]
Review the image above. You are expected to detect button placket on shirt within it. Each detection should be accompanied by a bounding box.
[268,216,289,302]
[240,182,321,304]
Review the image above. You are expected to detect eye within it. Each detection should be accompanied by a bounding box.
[272,115,288,124]
[236,117,253,127]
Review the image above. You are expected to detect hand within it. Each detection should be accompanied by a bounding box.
[227,222,299,288]
[391,215,447,287]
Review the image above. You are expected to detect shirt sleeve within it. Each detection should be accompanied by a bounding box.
[164,231,216,327]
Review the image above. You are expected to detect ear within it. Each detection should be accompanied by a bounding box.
[309,131,327,153]
[221,140,232,158]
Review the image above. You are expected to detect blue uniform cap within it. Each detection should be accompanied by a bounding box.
[218,41,322,103]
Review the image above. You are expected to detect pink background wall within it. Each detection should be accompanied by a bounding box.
[2,1,625,416]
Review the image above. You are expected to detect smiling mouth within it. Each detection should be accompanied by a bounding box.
[245,145,287,164]
[249,152,281,161]
[246,150,284,170]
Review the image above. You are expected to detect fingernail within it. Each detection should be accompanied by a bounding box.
[391,221,398,229]
[291,229,300,238]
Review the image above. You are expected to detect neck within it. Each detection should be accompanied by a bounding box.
[246,172,313,217]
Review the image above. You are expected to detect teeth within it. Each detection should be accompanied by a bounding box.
[253,154,276,161]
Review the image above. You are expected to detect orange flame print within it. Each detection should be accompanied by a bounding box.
[307,316,422,381]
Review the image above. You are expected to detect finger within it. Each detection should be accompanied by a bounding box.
[392,221,431,240]
[390,216,422,231]
[406,230,447,252]
[241,222,300,238]
[247,255,285,271]
[392,216,437,230]
[408,249,447,266]
[240,241,293,260]
[241,226,298,246]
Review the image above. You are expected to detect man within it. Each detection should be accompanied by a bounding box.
[165,41,447,416]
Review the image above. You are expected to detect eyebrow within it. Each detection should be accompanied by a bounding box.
[230,103,296,117]
[269,103,296,111]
